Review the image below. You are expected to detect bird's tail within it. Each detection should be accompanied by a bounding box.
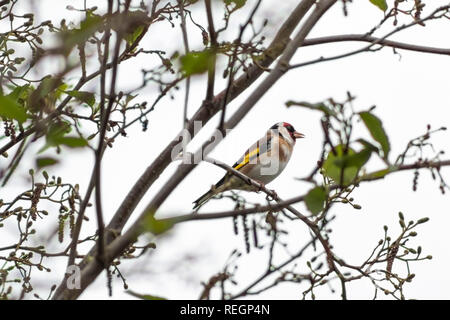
[192,189,216,210]
[193,176,227,210]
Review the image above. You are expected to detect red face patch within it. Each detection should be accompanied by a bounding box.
[282,122,296,139]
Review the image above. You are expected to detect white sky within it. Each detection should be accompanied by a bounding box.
[1,0,450,300]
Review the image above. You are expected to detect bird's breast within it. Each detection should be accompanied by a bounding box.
[242,139,292,184]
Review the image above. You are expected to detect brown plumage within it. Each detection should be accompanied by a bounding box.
[193,122,304,209]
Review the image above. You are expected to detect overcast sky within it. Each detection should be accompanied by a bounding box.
[2,0,450,299]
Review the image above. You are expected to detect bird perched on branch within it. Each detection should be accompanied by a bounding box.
[193,122,304,209]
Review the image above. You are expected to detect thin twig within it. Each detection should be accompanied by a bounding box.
[301,34,450,56]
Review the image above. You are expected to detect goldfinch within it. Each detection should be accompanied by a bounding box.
[193,122,304,209]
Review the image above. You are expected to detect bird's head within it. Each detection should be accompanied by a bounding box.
[270,122,305,143]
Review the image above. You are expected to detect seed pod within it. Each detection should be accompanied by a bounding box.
[58,215,64,243]
[242,215,250,254]
[232,215,238,235]
[417,217,429,224]
[386,241,399,279]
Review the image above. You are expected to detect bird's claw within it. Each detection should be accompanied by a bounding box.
[266,189,278,201]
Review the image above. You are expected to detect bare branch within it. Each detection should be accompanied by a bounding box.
[302,34,450,56]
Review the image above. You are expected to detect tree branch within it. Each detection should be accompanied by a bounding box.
[169,158,450,225]
[204,0,217,101]
[218,0,263,133]
[290,4,450,70]
[302,34,450,56]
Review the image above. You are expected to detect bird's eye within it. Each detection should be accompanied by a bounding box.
[282,122,295,132]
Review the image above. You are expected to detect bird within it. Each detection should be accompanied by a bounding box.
[193,122,304,209]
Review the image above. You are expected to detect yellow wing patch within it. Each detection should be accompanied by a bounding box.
[233,146,259,171]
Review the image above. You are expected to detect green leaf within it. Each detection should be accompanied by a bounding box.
[323,144,374,186]
[28,77,61,113]
[142,216,174,235]
[66,90,95,107]
[180,50,214,76]
[80,13,103,31]
[55,83,69,100]
[60,14,103,53]
[111,10,148,36]
[38,121,83,153]
[45,122,72,146]
[369,0,387,11]
[356,138,379,152]
[333,148,372,170]
[53,136,88,148]
[8,84,30,101]
[35,77,61,99]
[305,186,327,215]
[360,168,391,181]
[224,0,247,9]
[285,101,337,117]
[323,145,358,185]
[359,111,390,159]
[0,94,28,123]
[36,157,59,168]
[126,290,167,300]
[124,25,145,46]
[124,94,138,106]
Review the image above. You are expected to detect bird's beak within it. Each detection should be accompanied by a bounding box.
[293,131,305,139]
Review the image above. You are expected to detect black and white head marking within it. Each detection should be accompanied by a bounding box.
[270,122,297,145]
